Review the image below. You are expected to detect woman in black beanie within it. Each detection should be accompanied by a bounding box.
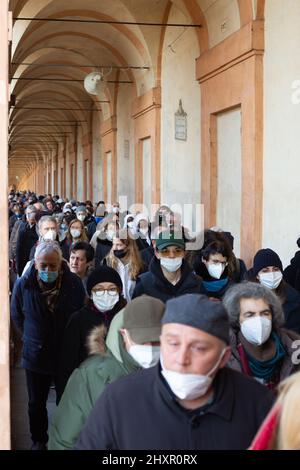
[245,248,300,334]
[57,266,126,400]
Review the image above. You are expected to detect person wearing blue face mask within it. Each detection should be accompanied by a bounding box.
[198,240,235,300]
[11,241,85,450]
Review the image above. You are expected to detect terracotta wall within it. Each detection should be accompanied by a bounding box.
[196,20,264,266]
[0,6,11,450]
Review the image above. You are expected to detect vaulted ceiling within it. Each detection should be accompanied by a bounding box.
[9,0,257,185]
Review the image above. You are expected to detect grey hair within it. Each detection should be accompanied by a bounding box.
[223,281,284,330]
[25,204,37,214]
[38,215,58,232]
[34,241,62,263]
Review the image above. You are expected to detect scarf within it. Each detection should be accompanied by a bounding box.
[246,332,286,381]
[37,272,62,314]
[202,277,229,292]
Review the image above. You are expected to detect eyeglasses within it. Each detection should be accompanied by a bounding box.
[92,288,118,296]
[159,248,185,258]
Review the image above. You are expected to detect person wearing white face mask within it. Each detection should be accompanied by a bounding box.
[132,230,202,303]
[21,215,63,275]
[223,282,300,391]
[76,205,97,241]
[246,248,300,334]
[93,219,119,267]
[62,219,89,261]
[49,295,165,450]
[26,216,59,264]
[57,266,127,401]
[133,213,152,251]
[198,241,234,300]
[74,293,274,450]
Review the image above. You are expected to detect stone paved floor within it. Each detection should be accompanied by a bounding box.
[10,366,56,450]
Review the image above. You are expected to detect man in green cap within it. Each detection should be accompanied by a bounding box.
[132,229,202,302]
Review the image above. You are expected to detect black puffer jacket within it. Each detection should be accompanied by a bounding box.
[132,257,202,303]
[283,251,300,292]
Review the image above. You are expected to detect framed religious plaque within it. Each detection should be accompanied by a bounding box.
[175,99,187,141]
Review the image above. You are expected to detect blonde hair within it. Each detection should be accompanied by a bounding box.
[105,229,144,280]
[67,218,88,242]
[275,371,300,449]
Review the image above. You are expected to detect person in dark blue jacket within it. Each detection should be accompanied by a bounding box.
[132,231,202,303]
[11,241,86,450]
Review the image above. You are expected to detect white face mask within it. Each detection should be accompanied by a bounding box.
[160,257,183,273]
[139,227,149,235]
[70,228,81,239]
[77,214,86,222]
[259,272,282,290]
[127,222,134,229]
[43,229,57,241]
[106,230,115,241]
[113,207,119,214]
[129,345,161,369]
[161,350,226,401]
[92,291,119,312]
[207,262,225,279]
[241,316,272,346]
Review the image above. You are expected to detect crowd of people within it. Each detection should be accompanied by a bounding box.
[7,189,300,450]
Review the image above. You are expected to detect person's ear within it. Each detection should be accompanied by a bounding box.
[219,346,232,369]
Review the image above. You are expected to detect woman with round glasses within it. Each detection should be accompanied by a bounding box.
[57,266,126,400]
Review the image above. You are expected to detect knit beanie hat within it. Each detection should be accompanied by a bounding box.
[162,294,229,344]
[253,249,283,276]
[86,266,123,296]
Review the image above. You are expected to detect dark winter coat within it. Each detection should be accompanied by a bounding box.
[281,282,300,334]
[95,238,112,267]
[283,251,300,292]
[84,216,97,241]
[140,246,155,267]
[74,365,274,450]
[57,298,126,398]
[132,257,202,303]
[15,222,39,276]
[10,262,86,375]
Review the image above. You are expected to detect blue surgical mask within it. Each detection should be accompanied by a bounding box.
[39,270,59,283]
